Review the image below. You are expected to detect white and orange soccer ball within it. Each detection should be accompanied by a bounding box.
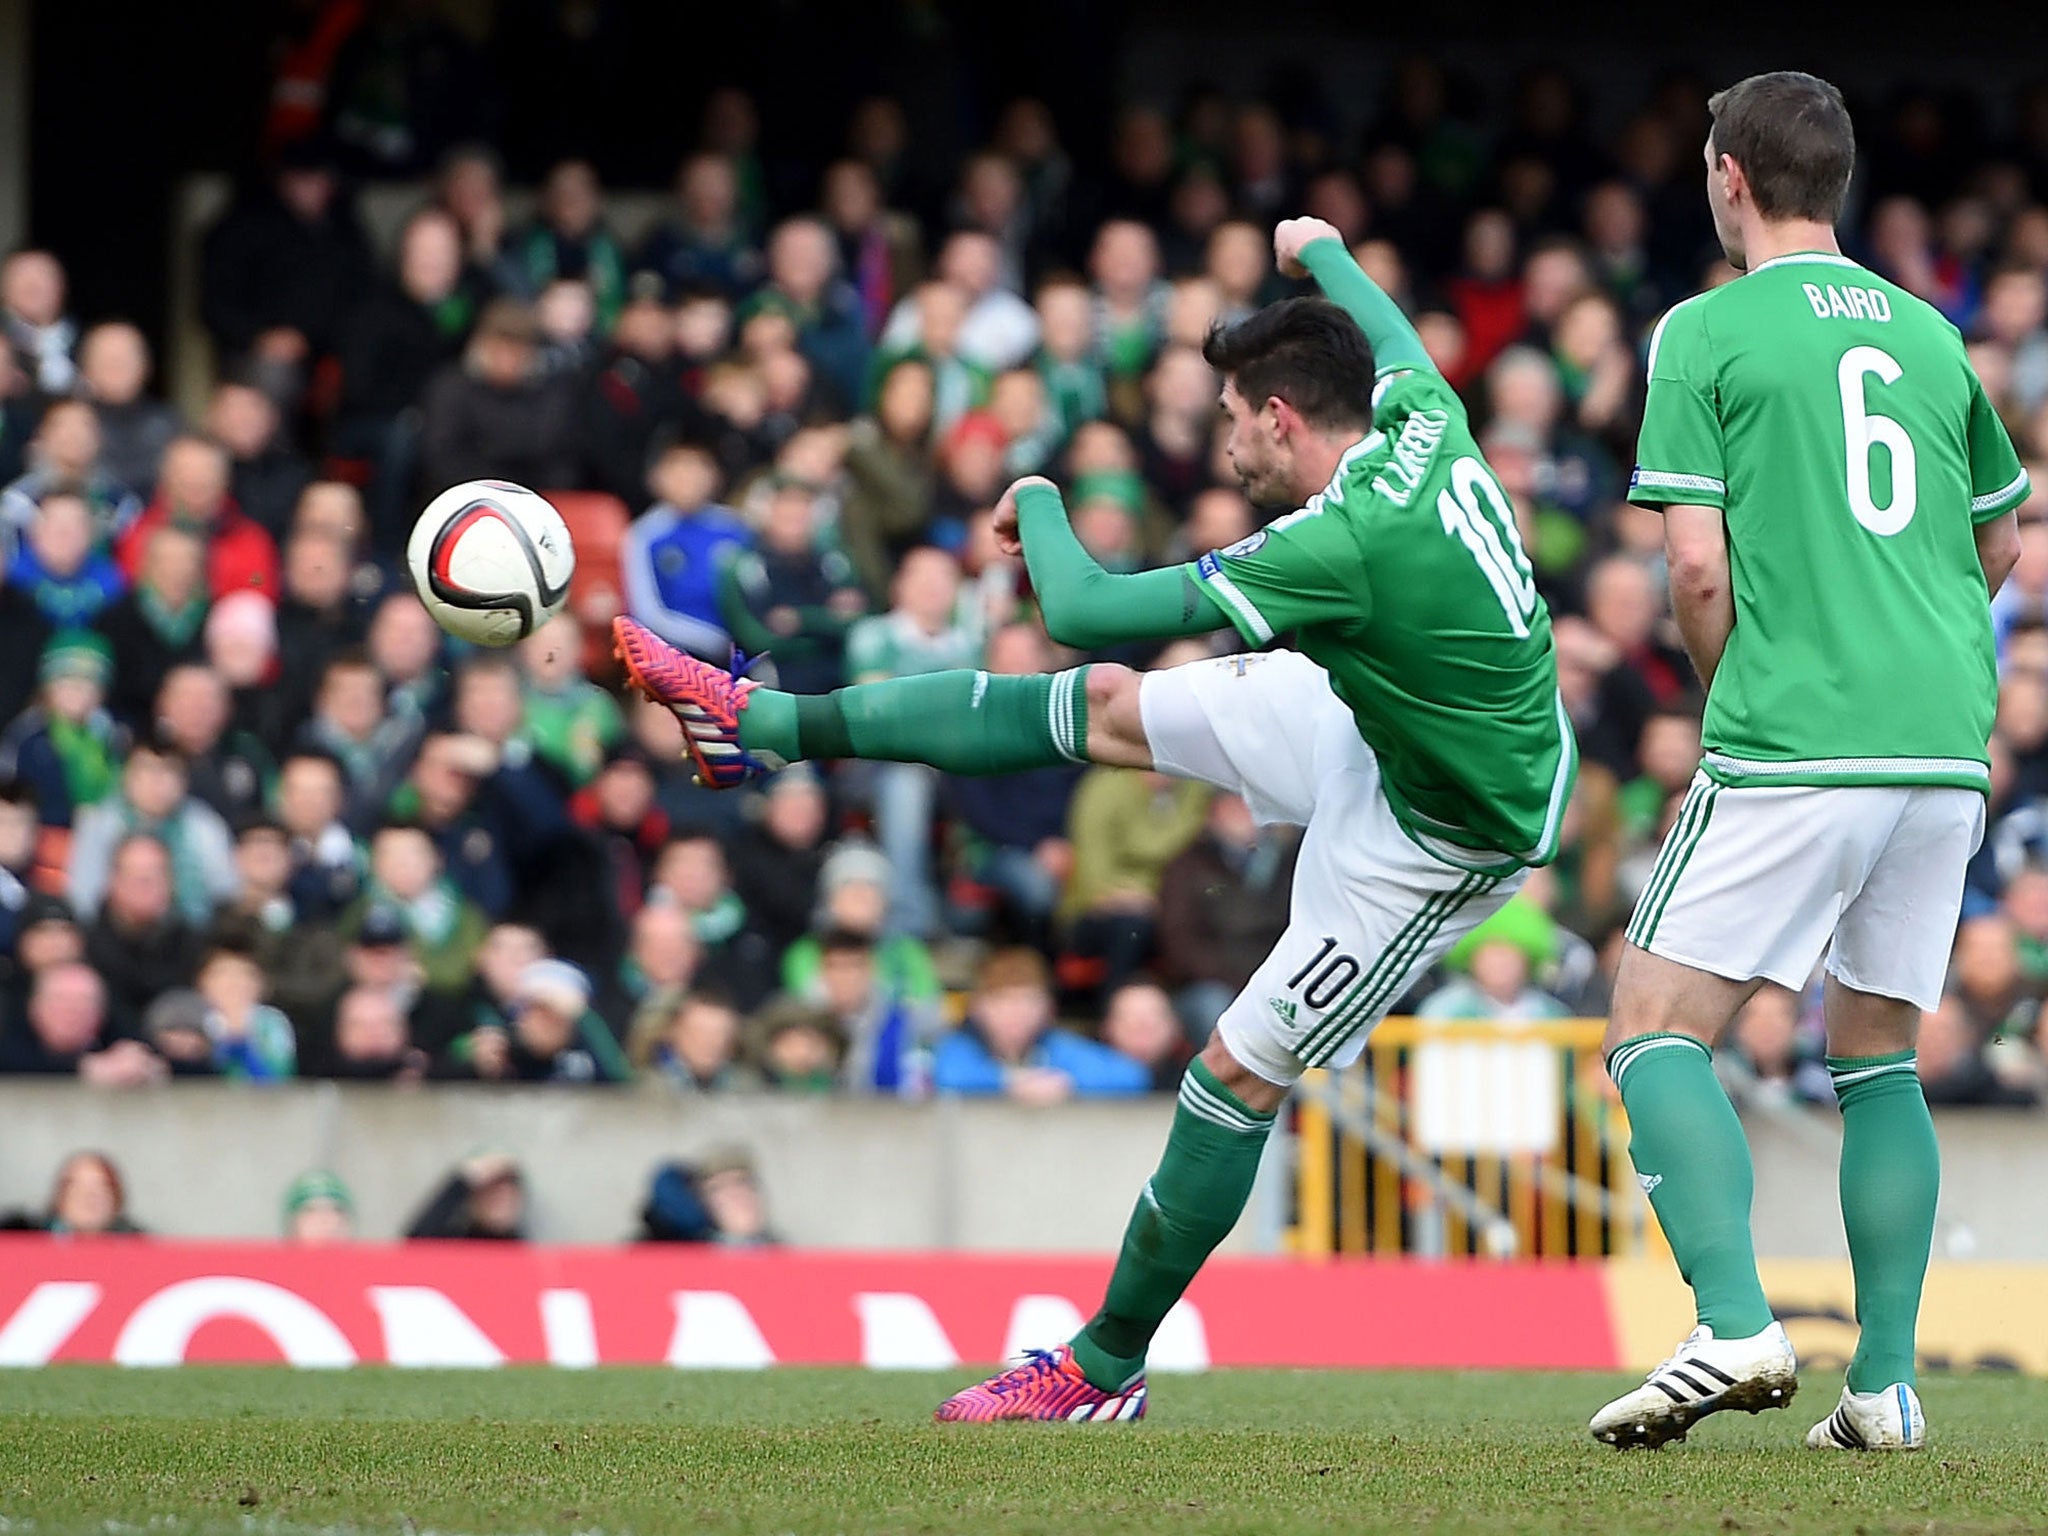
[407,480,576,648]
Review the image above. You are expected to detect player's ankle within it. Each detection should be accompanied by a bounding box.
[1068,1333,1145,1393]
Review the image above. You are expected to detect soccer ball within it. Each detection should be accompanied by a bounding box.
[408,480,576,648]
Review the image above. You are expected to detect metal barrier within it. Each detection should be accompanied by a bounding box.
[1287,1017,1665,1260]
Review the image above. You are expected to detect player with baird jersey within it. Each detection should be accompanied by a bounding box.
[1590,71,2028,1455]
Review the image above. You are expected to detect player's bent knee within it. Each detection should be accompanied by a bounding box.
[1197,1033,1290,1115]
[1084,664,1150,767]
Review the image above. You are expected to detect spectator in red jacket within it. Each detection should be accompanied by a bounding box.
[117,436,281,601]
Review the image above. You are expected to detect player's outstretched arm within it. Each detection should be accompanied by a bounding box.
[995,477,1227,649]
[1274,217,1434,376]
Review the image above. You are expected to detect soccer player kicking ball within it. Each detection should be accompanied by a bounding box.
[616,219,1575,1423]
[1590,72,2028,1453]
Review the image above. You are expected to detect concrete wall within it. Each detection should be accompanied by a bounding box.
[2,1083,2042,1258]
[0,1082,1189,1251]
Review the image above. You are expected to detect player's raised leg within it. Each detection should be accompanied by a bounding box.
[613,614,1153,789]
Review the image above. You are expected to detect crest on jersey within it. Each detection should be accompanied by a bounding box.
[1219,530,1268,559]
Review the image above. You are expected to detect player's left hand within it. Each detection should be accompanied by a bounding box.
[990,475,1059,559]
[1274,216,1343,278]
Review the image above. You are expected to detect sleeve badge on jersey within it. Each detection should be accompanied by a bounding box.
[1218,530,1269,559]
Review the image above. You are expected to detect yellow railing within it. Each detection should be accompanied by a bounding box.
[1287,1017,1664,1261]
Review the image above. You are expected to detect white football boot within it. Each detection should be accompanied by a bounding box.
[1590,1321,1798,1449]
[1806,1382,1926,1451]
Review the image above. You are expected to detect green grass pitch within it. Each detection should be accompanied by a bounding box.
[2,1367,2044,1535]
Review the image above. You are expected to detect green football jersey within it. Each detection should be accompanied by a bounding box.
[1630,251,2030,793]
[1191,368,1577,868]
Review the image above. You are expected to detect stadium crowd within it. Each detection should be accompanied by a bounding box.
[2,39,2047,1150]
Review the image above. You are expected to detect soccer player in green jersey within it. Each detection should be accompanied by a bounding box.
[614,216,1575,1422]
[1591,73,2028,1453]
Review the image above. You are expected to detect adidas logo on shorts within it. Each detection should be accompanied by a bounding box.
[1268,997,1300,1027]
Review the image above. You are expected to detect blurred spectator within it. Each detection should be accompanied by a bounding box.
[0,1151,143,1234]
[1,961,145,1080]
[840,358,939,597]
[569,742,669,924]
[517,614,622,787]
[746,993,847,1091]
[0,332,34,486]
[1720,983,1832,1108]
[336,208,479,539]
[70,738,237,925]
[726,766,831,965]
[1,399,144,547]
[282,1170,356,1244]
[417,299,578,494]
[782,839,940,1003]
[0,634,121,828]
[116,435,282,602]
[199,142,371,389]
[599,898,707,1048]
[404,1152,527,1240]
[445,955,628,1084]
[716,478,867,695]
[649,830,774,1008]
[156,662,272,827]
[636,990,758,1091]
[620,440,751,659]
[324,981,430,1082]
[839,548,981,934]
[745,217,869,405]
[1155,793,1299,1042]
[11,490,125,628]
[204,590,287,748]
[205,383,311,543]
[821,158,922,336]
[98,525,208,727]
[1417,935,1570,1020]
[348,822,487,995]
[81,833,204,1026]
[1091,219,1169,408]
[498,160,625,329]
[885,231,1040,374]
[809,925,939,1095]
[639,152,764,301]
[0,251,76,394]
[1034,275,1109,439]
[296,650,421,825]
[579,291,687,506]
[639,1148,777,1245]
[211,814,346,1029]
[1920,991,2041,1107]
[1060,765,1211,996]
[141,987,221,1077]
[933,947,1149,1100]
[0,785,45,967]
[414,918,543,1057]
[75,322,179,495]
[193,942,298,1080]
[1100,979,1193,1091]
[367,591,448,721]
[943,622,1081,948]
[1137,346,1221,518]
[276,520,369,730]
[275,749,363,918]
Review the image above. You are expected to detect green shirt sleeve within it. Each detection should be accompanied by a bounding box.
[1191,507,1368,645]
[1629,297,1727,511]
[1016,482,1228,648]
[1966,370,2030,523]
[1299,237,1433,375]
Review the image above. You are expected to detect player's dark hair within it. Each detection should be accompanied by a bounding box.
[1201,298,1376,433]
[1708,71,1855,225]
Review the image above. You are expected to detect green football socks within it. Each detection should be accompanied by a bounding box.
[739,667,1090,774]
[1828,1051,1937,1392]
[1069,1059,1277,1391]
[1608,1032,1776,1338]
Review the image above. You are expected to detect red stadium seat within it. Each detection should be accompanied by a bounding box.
[541,489,632,676]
